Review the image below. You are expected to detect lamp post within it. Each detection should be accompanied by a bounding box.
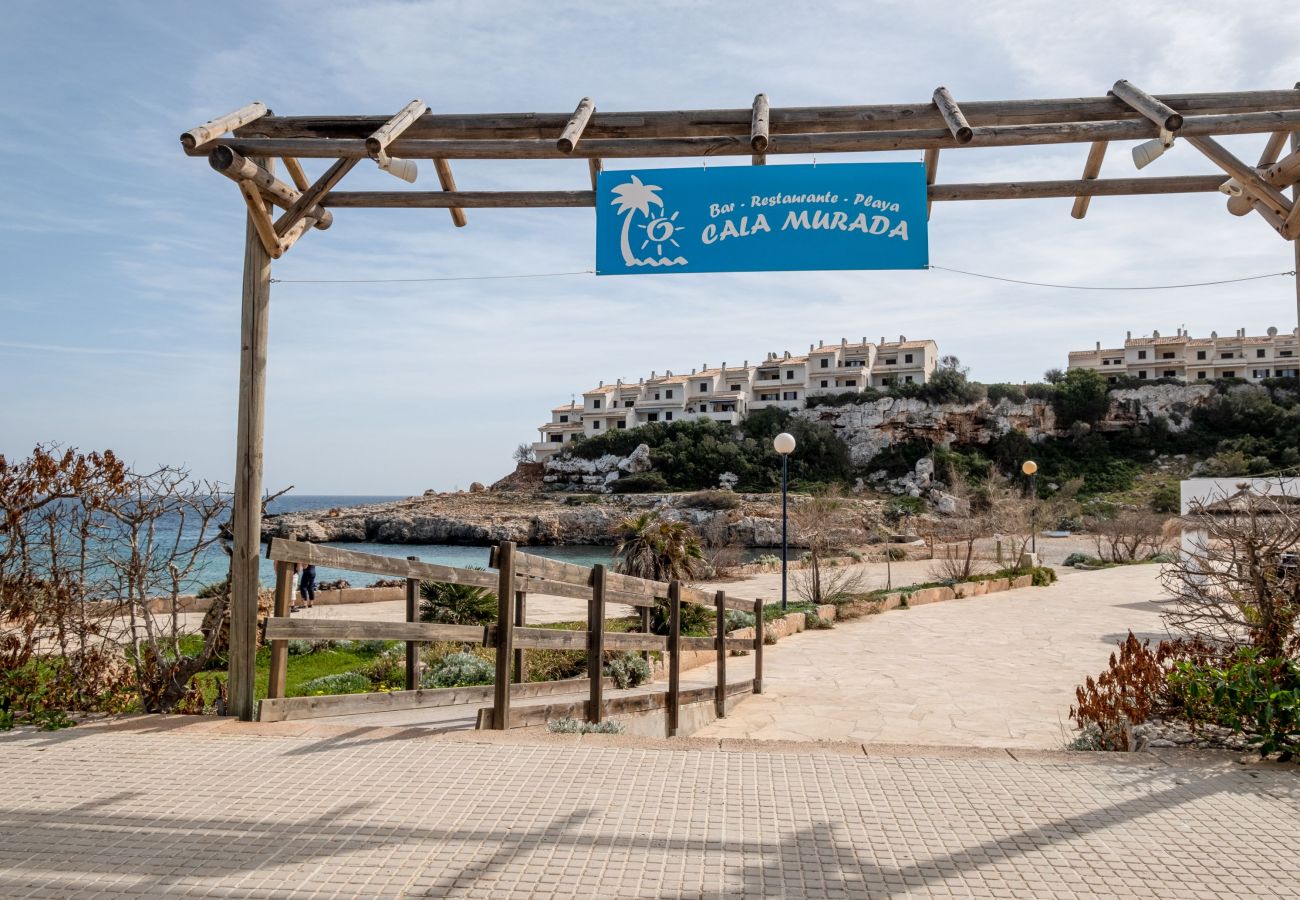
[1022,459,1039,556]
[774,432,797,611]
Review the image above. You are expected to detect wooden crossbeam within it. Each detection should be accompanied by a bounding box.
[750,93,770,152]
[1184,135,1293,221]
[1070,141,1108,219]
[273,156,357,238]
[282,157,310,191]
[923,148,939,218]
[236,179,281,258]
[209,147,333,229]
[1258,131,1291,167]
[1264,149,1300,188]
[933,87,973,143]
[433,159,467,227]
[557,97,595,153]
[181,101,269,150]
[1110,79,1184,132]
[366,99,428,161]
[587,157,602,190]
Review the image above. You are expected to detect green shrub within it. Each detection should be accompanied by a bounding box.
[547,717,625,734]
[604,652,652,689]
[804,612,834,630]
[886,547,907,561]
[755,554,781,568]
[420,573,497,625]
[609,472,670,493]
[651,597,712,636]
[1063,552,1093,567]
[884,496,925,521]
[985,383,1028,405]
[1168,650,1300,757]
[725,609,755,632]
[846,550,864,563]
[680,490,741,510]
[298,672,371,695]
[286,639,314,656]
[1029,566,1058,587]
[196,578,229,599]
[422,652,494,688]
[1053,368,1110,427]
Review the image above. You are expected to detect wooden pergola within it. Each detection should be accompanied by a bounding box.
[180,81,1300,720]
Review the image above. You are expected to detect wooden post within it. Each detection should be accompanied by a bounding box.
[640,603,652,666]
[667,581,681,736]
[753,597,763,694]
[266,561,293,700]
[1070,141,1108,219]
[405,555,419,691]
[923,148,939,217]
[1292,130,1299,341]
[492,541,516,730]
[557,97,595,153]
[714,590,727,717]
[227,158,274,721]
[932,87,973,143]
[513,590,527,683]
[588,158,603,190]
[588,565,606,723]
[750,93,770,152]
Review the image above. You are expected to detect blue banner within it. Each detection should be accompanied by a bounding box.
[595,162,928,275]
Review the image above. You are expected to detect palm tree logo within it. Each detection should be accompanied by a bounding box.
[610,175,688,267]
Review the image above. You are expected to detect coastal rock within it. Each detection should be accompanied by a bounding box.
[469,482,486,493]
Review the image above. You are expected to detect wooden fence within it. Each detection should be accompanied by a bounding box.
[262,538,764,734]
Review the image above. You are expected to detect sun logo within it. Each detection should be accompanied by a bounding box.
[609,175,688,267]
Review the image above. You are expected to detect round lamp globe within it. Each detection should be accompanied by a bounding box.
[773,432,797,456]
[1021,460,1038,476]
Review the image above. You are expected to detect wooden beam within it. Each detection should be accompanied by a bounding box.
[931,174,1226,201]
[933,87,973,143]
[1070,141,1109,219]
[588,565,605,723]
[269,538,498,588]
[405,555,419,692]
[181,101,269,150]
[1258,131,1291,167]
[588,158,602,190]
[328,190,596,208]
[513,591,527,683]
[557,97,595,153]
[273,156,357,238]
[1263,149,1300,188]
[366,98,429,160]
[237,179,283,258]
[233,91,1300,142]
[205,110,1300,160]
[667,581,681,737]
[715,591,727,718]
[1110,79,1184,132]
[923,148,939,218]
[275,214,317,256]
[493,542,516,730]
[282,157,310,191]
[208,147,333,229]
[1184,134,1293,218]
[227,159,274,721]
[433,159,468,227]
[750,93,770,152]
[264,617,492,643]
[753,598,764,694]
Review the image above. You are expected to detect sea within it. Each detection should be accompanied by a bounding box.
[201,495,616,590]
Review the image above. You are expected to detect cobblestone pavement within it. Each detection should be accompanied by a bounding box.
[2,718,1298,898]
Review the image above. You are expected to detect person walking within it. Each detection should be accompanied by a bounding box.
[298,563,317,610]
[290,563,303,612]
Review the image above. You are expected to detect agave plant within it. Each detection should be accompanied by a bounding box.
[419,567,497,625]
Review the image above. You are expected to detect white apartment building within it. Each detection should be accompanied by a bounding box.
[532,336,939,458]
[1067,326,1300,385]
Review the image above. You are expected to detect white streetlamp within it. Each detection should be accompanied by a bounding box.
[1022,459,1039,555]
[774,432,797,610]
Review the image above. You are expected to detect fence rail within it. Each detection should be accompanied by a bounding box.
[262,537,766,735]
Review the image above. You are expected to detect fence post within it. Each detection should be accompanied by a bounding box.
[266,561,293,701]
[492,541,517,730]
[640,603,653,667]
[715,590,727,718]
[405,555,419,691]
[667,580,681,737]
[753,597,764,694]
[588,565,606,723]
[513,590,527,683]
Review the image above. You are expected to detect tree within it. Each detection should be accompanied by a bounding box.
[1163,484,1300,659]
[612,512,703,582]
[513,443,536,464]
[1051,368,1110,427]
[1043,367,1066,384]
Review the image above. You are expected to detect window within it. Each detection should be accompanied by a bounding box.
[1163,370,1176,378]
[884,357,897,365]
[558,415,568,423]
[592,420,600,430]
[759,392,778,401]
[549,433,562,442]
[616,420,626,429]
[904,353,913,364]
[820,358,829,368]
[1197,371,1207,380]
[624,400,635,407]
[665,411,673,421]
[647,412,659,422]
[665,389,673,399]
[782,391,798,401]
[785,371,795,380]
[699,382,708,391]
[845,379,856,387]
[1221,352,1234,359]
[904,375,914,383]
[1107,376,1118,384]
[653,393,660,400]
[1222,371,1235,379]
[592,398,601,409]
[1197,350,1207,360]
[1138,371,1148,379]
[1253,369,1270,379]
[1257,348,1267,358]
[729,384,741,391]
[1137,350,1147,359]
[1281,350,1294,358]
[1161,352,1174,360]
[820,380,829,388]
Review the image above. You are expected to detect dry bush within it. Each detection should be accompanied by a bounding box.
[792,489,865,604]
[1087,511,1170,563]
[1163,484,1300,659]
[928,515,996,582]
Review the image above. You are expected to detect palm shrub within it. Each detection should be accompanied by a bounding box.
[613,512,704,582]
[419,568,497,625]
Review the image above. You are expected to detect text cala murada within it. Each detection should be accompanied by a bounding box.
[701,193,911,245]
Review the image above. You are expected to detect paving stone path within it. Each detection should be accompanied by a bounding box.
[2,719,1298,898]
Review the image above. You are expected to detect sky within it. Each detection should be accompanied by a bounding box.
[2,1,1299,494]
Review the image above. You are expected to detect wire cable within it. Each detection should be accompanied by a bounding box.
[270,270,594,284]
[926,265,1295,291]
